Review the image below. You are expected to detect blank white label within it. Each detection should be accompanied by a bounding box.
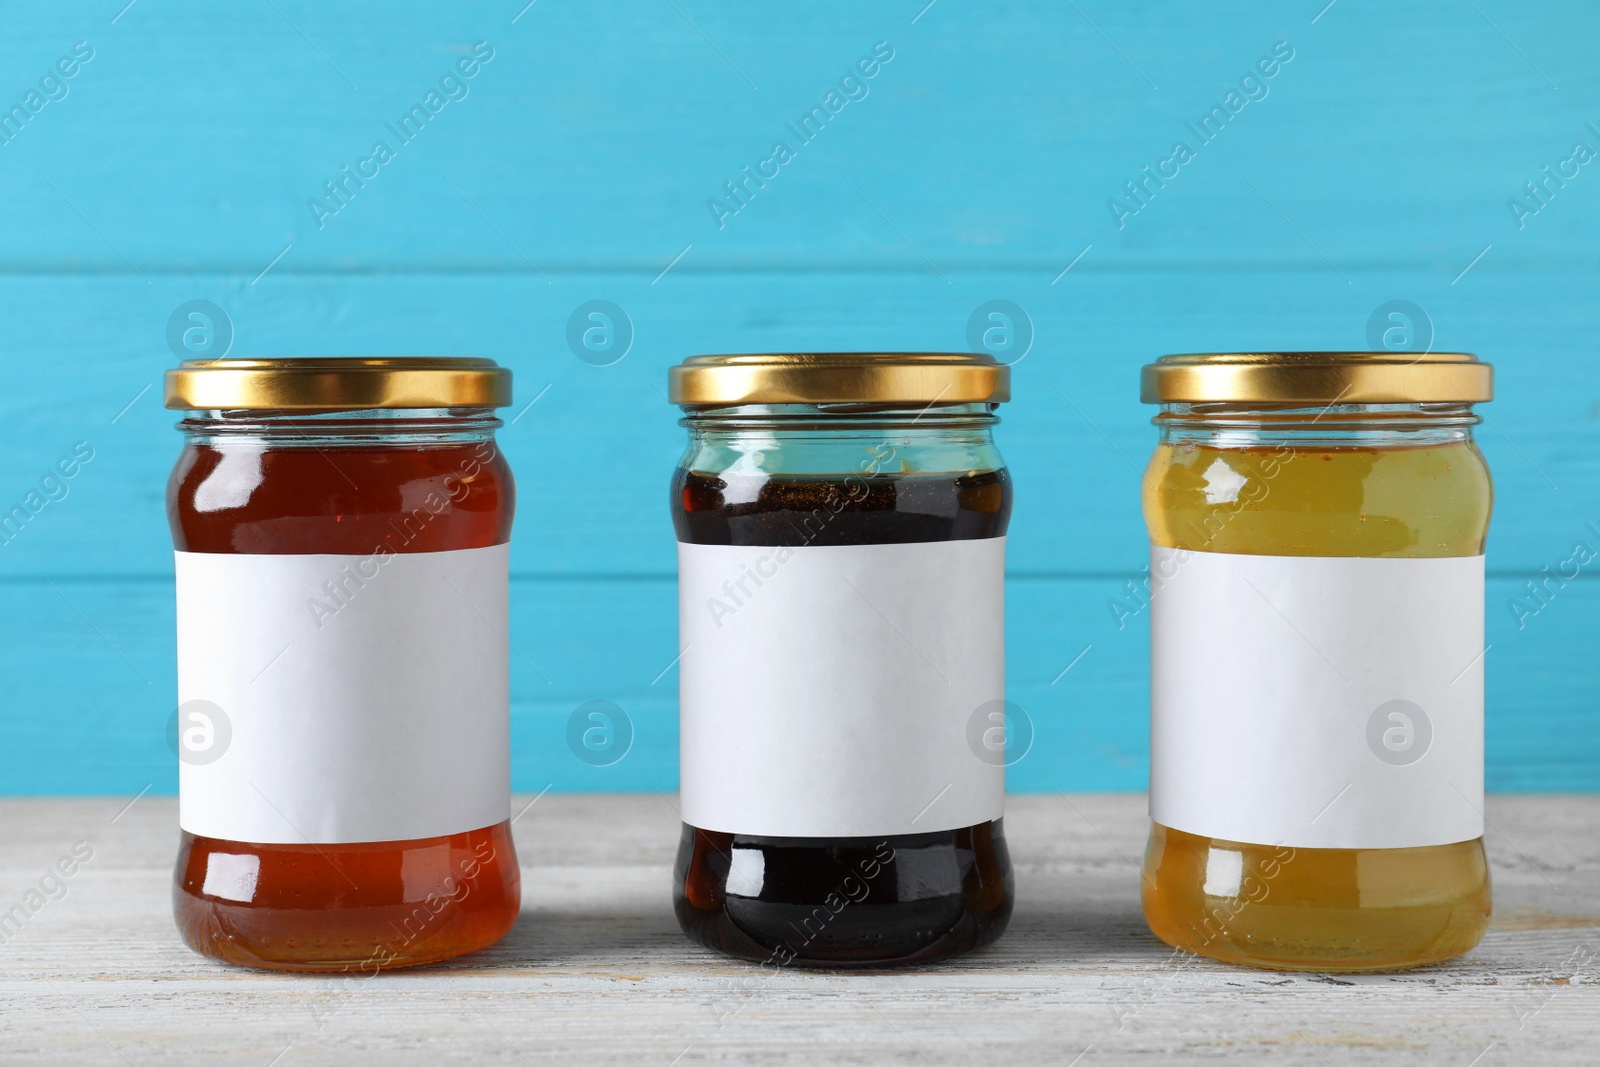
[175,545,510,844]
[1150,547,1485,850]
[678,539,1006,838]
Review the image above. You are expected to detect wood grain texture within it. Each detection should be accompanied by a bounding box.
[0,794,1597,1065]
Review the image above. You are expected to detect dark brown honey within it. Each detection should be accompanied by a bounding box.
[670,467,1014,966]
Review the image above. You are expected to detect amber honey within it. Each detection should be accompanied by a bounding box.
[165,385,521,972]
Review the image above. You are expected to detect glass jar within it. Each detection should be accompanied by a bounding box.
[164,358,521,971]
[1138,351,1494,971]
[667,353,1015,967]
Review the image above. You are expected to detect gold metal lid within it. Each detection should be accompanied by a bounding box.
[668,352,1009,407]
[1141,351,1492,405]
[164,357,512,411]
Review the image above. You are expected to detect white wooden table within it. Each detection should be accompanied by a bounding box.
[1,794,1596,1064]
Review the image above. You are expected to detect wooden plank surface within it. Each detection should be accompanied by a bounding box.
[1,794,1597,1064]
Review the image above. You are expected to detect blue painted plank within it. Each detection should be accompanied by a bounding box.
[0,2,1594,271]
[1,574,1592,796]
[0,1,1595,798]
[0,270,1592,578]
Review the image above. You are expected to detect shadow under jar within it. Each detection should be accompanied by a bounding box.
[165,358,521,972]
[1138,352,1494,972]
[667,353,1016,968]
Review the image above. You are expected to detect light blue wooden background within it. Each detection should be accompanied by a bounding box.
[0,1,1595,796]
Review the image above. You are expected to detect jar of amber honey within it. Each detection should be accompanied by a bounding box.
[667,353,1014,967]
[164,358,521,971]
[1139,351,1494,971]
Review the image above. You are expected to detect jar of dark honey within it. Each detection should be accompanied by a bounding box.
[164,358,521,971]
[1138,351,1494,971]
[667,352,1014,967]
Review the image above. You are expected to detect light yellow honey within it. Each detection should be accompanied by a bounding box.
[1140,438,1493,971]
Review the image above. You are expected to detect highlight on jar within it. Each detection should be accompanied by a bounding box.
[666,352,1015,967]
[1136,351,1494,972]
[164,357,522,972]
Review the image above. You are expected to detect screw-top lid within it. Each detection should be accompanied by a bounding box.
[1140,351,1491,405]
[164,357,513,411]
[667,352,1010,408]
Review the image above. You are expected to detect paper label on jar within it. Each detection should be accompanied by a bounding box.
[174,545,510,844]
[677,538,1006,838]
[1149,547,1485,850]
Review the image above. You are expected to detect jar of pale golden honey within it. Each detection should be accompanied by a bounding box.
[164,358,521,971]
[667,353,1014,967]
[1137,352,1494,971]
